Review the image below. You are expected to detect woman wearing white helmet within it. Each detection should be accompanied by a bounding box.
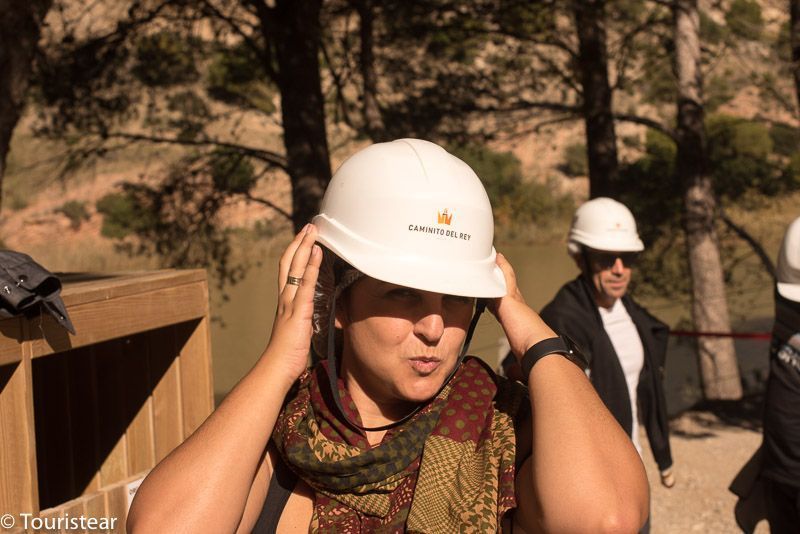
[128,140,648,533]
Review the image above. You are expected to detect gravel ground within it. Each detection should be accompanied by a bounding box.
[641,409,770,533]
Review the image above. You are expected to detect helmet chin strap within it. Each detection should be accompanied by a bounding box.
[324,289,487,433]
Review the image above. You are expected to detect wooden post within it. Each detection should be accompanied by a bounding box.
[0,317,38,515]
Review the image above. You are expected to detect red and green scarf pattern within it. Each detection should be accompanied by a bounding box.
[272,357,527,532]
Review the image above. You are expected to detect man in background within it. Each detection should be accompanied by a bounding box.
[537,197,674,530]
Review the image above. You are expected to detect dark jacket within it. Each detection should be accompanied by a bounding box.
[761,291,800,487]
[540,276,673,470]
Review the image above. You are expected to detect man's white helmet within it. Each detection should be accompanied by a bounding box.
[313,139,506,298]
[567,197,644,255]
[777,216,800,302]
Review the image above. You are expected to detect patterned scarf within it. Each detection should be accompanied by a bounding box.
[272,357,527,533]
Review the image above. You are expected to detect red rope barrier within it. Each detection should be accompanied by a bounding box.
[669,330,772,340]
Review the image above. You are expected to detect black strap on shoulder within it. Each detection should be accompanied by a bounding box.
[252,454,299,534]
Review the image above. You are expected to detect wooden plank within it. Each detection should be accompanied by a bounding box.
[38,507,62,531]
[58,498,84,533]
[0,359,38,515]
[29,281,209,358]
[148,327,184,463]
[0,316,23,366]
[39,489,116,534]
[83,492,108,533]
[123,334,155,476]
[177,317,214,438]
[104,484,129,530]
[19,341,39,515]
[60,270,207,307]
[95,340,129,488]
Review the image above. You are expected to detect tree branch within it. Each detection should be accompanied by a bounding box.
[198,0,273,79]
[319,37,354,128]
[719,208,777,280]
[613,113,677,141]
[104,131,288,170]
[242,191,292,221]
[493,114,582,140]
[463,99,580,115]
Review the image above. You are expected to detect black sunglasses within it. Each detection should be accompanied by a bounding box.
[586,250,639,269]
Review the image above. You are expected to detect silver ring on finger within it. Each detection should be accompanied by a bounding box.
[286,275,303,287]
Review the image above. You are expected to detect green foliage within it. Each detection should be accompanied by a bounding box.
[132,32,199,87]
[769,123,800,157]
[448,144,572,237]
[621,135,641,149]
[96,192,156,239]
[776,21,792,62]
[617,131,683,297]
[700,10,728,45]
[166,91,211,142]
[620,118,799,244]
[209,149,256,194]
[57,200,90,230]
[252,219,285,240]
[561,142,588,177]
[705,74,737,112]
[206,43,275,113]
[706,114,777,197]
[640,55,675,105]
[493,0,554,39]
[784,152,800,188]
[96,156,246,289]
[33,32,135,133]
[617,130,677,235]
[8,193,29,211]
[643,130,677,170]
[618,115,800,299]
[725,0,763,41]
[382,2,489,65]
[426,24,483,64]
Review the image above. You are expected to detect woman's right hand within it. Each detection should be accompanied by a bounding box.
[262,223,322,383]
[489,252,557,359]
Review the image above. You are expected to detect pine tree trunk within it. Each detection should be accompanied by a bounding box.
[354,0,386,141]
[270,0,332,232]
[0,0,52,215]
[674,0,742,400]
[572,0,618,199]
[791,0,800,111]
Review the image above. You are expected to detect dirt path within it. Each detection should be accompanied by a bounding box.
[641,410,769,533]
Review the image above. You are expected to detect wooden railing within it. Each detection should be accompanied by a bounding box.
[0,270,213,533]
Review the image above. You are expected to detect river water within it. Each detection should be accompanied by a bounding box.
[209,242,773,416]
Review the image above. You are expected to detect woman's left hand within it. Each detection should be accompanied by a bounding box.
[488,252,557,359]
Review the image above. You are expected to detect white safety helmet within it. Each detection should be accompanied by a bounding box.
[313,138,506,298]
[567,197,644,255]
[777,216,800,302]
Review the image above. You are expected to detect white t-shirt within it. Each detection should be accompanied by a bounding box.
[598,299,645,454]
